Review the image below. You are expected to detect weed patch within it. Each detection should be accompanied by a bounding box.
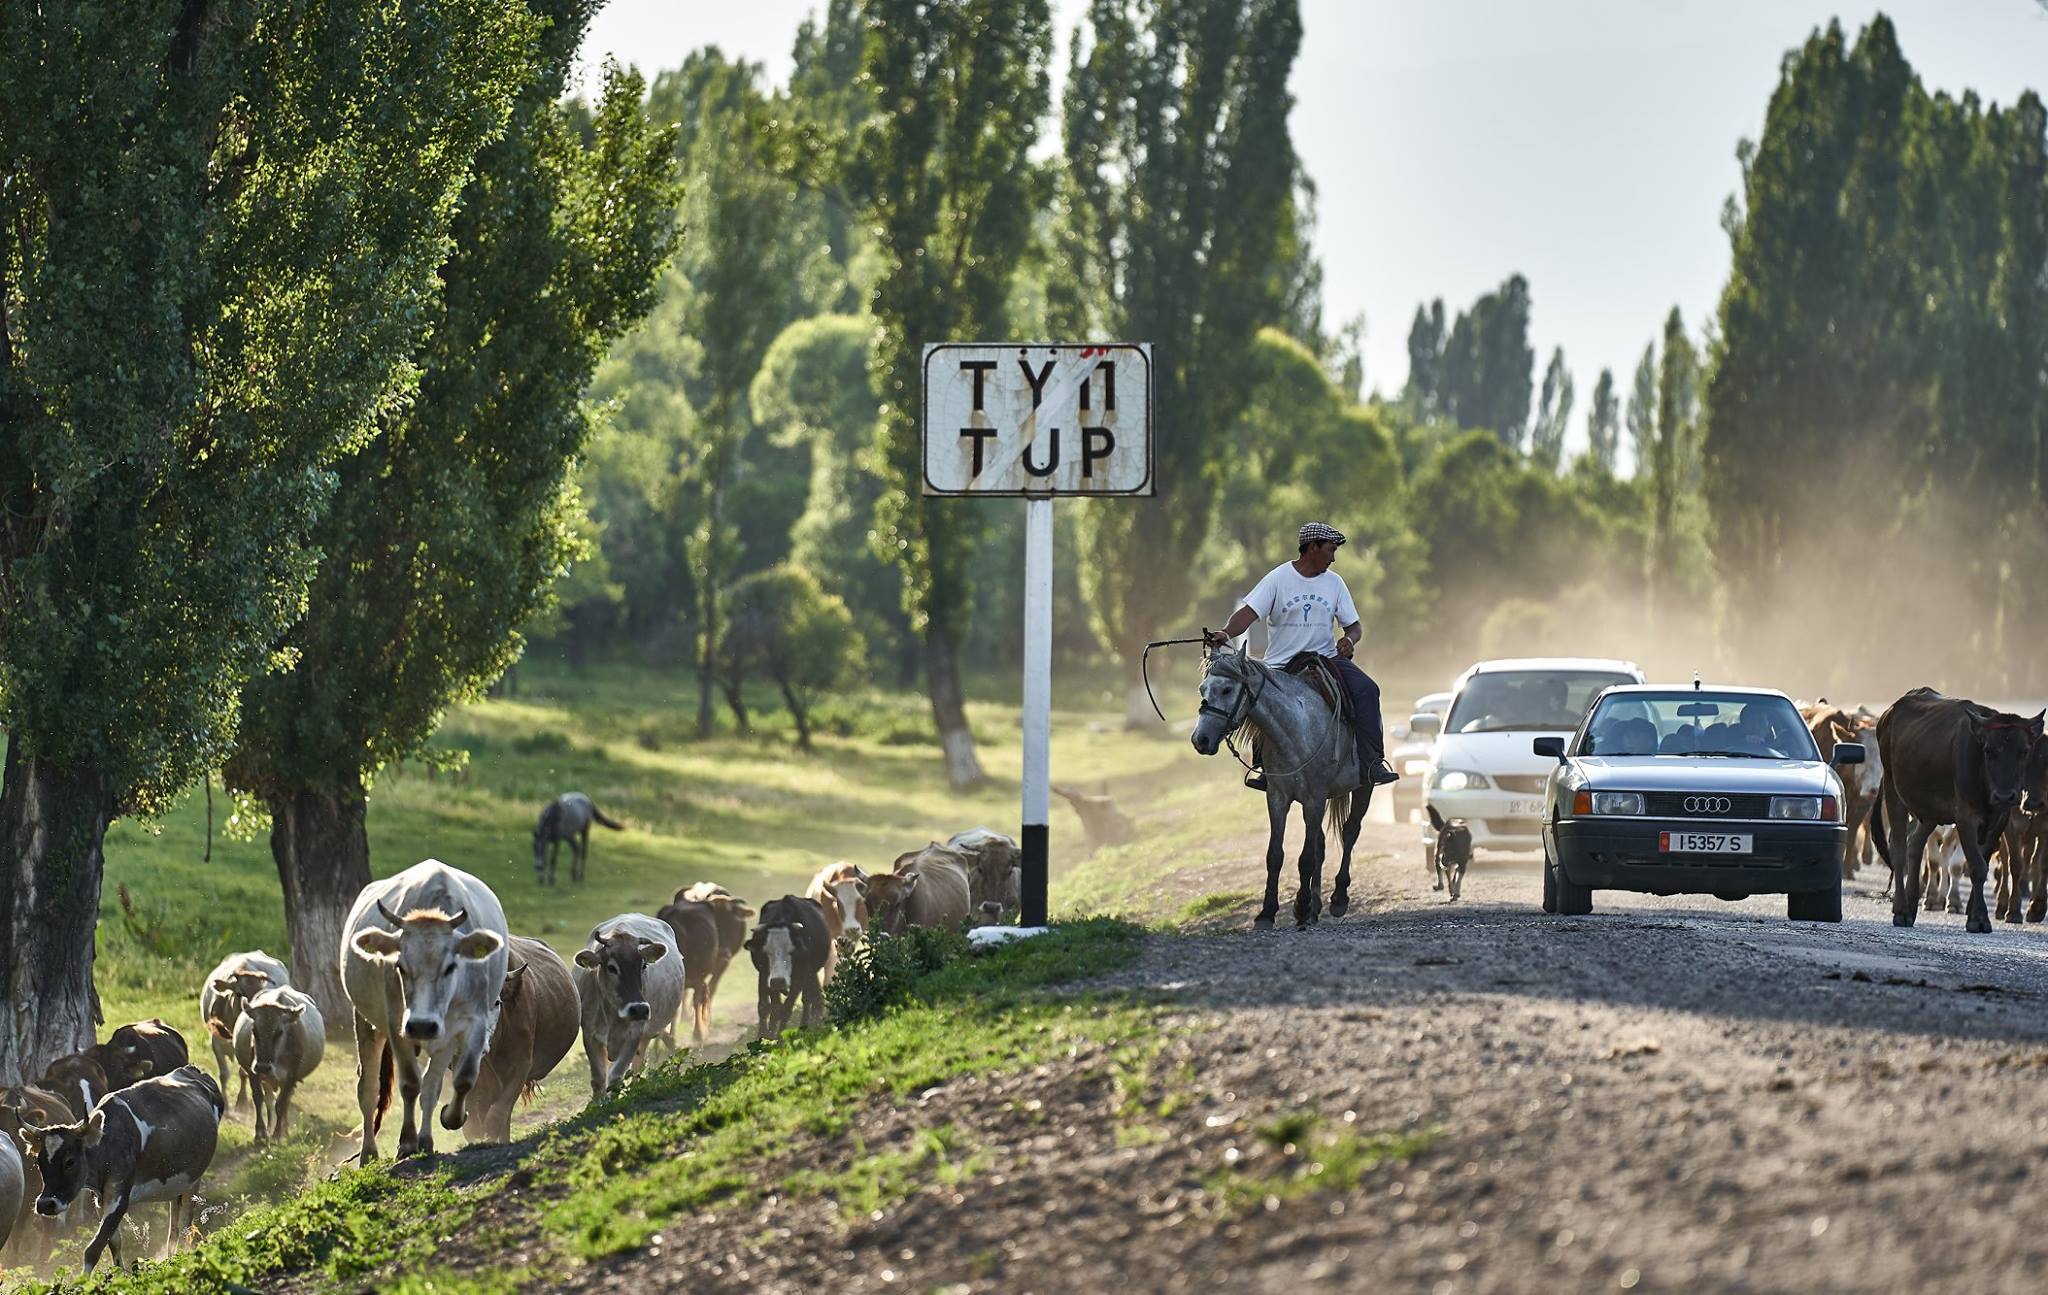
[1207,1119,1442,1217]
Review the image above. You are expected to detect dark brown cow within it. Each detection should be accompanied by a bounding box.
[469,936,579,1143]
[0,1085,73,1264]
[16,1065,224,1271]
[92,1019,190,1088]
[745,896,830,1039]
[39,1053,112,1120]
[1873,688,2046,932]
[657,884,753,1045]
[1995,809,2048,924]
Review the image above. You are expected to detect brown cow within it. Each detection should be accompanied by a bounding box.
[943,829,1023,919]
[745,896,830,1039]
[1872,688,2046,932]
[39,1053,112,1121]
[656,884,754,1045]
[868,845,974,936]
[233,987,324,1145]
[1804,702,1880,880]
[92,1019,190,1089]
[0,1085,74,1265]
[1995,809,2048,924]
[468,936,579,1143]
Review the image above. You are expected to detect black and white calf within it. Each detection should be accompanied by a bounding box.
[1428,805,1474,902]
[14,1065,224,1271]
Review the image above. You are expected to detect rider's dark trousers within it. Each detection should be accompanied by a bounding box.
[1327,655,1385,770]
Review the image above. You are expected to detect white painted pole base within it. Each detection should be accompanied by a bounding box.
[1021,495,1053,926]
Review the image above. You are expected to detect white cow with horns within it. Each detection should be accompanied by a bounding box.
[341,859,508,1162]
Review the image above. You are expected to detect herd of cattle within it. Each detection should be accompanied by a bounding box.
[1805,687,2048,933]
[0,815,1023,1274]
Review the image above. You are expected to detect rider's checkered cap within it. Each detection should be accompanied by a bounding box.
[1298,522,1346,548]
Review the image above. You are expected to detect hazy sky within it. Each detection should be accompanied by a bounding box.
[575,1,2048,449]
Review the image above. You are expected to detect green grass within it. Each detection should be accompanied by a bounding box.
[1206,1118,1442,1217]
[540,919,1150,1257]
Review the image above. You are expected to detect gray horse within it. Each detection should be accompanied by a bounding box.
[533,792,624,886]
[1190,646,1373,928]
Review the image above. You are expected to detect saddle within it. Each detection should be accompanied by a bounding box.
[1280,651,1352,723]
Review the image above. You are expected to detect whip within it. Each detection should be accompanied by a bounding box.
[1140,634,1214,724]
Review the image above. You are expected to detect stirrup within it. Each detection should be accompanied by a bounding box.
[1367,759,1399,787]
[1244,769,1268,792]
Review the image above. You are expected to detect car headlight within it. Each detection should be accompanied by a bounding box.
[1770,796,1827,821]
[1433,768,1490,792]
[1586,791,1645,816]
[1402,757,1431,777]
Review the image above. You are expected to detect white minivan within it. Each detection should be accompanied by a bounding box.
[1416,657,1644,854]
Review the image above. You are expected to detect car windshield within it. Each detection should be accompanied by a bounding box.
[1579,692,1821,760]
[1444,671,1635,734]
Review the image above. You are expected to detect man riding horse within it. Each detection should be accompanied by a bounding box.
[1204,522,1399,791]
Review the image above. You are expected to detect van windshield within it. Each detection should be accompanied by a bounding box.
[1445,671,1635,734]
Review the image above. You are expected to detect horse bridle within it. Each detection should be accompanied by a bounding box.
[1201,654,1344,781]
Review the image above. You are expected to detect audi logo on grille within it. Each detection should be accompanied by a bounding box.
[1684,796,1732,814]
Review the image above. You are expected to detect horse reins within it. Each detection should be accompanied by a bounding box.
[1143,634,1346,781]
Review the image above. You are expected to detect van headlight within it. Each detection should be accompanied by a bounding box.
[1770,796,1823,820]
[1433,769,1490,792]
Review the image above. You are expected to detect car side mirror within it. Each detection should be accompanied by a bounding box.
[1532,736,1566,761]
[1831,742,1866,767]
[1409,712,1442,738]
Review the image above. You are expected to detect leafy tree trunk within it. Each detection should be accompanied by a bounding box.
[925,626,985,789]
[0,744,111,1086]
[720,676,751,732]
[779,681,813,751]
[266,777,370,1033]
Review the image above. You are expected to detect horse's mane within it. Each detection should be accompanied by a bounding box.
[1206,650,1279,750]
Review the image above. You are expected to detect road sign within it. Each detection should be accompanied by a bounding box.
[920,341,1153,930]
[922,343,1153,496]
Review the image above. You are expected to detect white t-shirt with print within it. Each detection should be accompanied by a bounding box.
[1240,562,1359,664]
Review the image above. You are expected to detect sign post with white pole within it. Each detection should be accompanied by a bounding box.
[923,343,1154,929]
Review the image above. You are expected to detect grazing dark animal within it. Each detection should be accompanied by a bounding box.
[91,1019,189,1089]
[1996,810,2048,924]
[469,937,579,1143]
[745,895,830,1039]
[15,1065,224,1272]
[1871,688,2045,932]
[1189,646,1374,929]
[200,950,290,1112]
[1427,805,1474,902]
[39,1052,112,1121]
[532,792,624,886]
[574,915,682,1100]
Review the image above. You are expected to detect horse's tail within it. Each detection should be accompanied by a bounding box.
[590,803,624,830]
[1325,791,1351,837]
[1869,791,1890,868]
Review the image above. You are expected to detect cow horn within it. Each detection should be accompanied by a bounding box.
[448,907,468,927]
[377,899,403,927]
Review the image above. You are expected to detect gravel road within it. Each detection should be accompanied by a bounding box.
[557,813,2048,1295]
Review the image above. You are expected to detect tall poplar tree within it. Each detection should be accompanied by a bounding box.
[855,0,1053,786]
[1648,307,1697,602]
[1586,368,1620,473]
[1625,342,1656,478]
[0,0,533,1080]
[1531,346,1574,470]
[1058,0,1306,722]
[226,13,680,1020]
